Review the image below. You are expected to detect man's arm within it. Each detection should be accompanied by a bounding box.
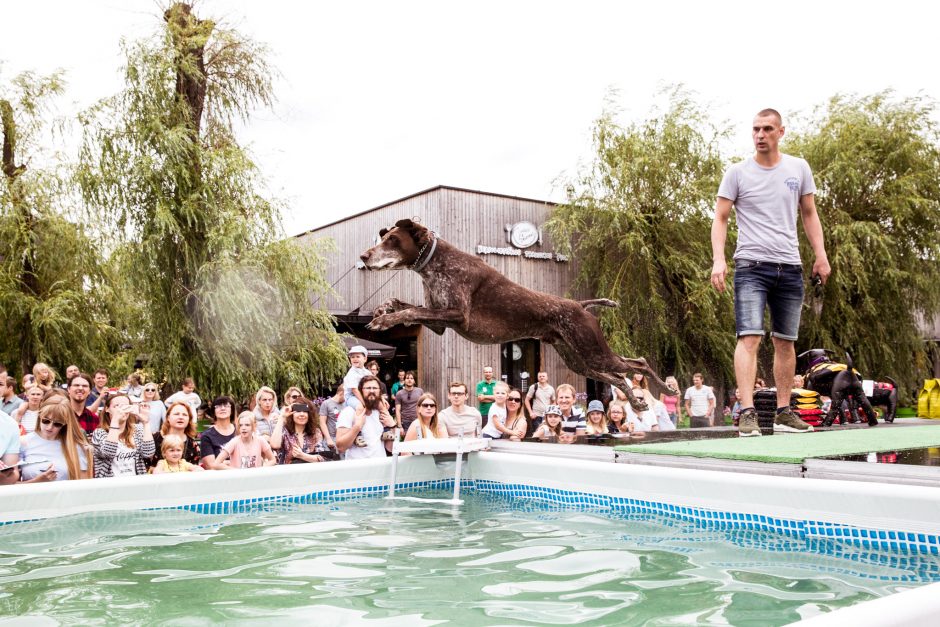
[524,386,535,416]
[710,197,734,292]
[799,194,831,283]
[335,407,365,452]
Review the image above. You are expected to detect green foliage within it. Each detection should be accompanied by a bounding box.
[76,4,346,398]
[787,92,940,390]
[548,88,734,382]
[0,70,119,375]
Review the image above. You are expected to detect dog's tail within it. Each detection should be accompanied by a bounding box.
[580,298,619,310]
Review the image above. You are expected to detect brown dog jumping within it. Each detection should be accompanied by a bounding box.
[359,219,670,411]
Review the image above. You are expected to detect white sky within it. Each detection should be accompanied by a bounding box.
[2,0,937,237]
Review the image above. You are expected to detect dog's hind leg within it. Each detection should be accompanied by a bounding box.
[856,393,878,427]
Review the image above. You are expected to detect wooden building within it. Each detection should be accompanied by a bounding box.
[295,185,591,402]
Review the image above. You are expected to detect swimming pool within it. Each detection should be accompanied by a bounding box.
[2,450,939,624]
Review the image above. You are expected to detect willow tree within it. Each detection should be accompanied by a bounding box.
[786,92,940,392]
[77,3,345,397]
[0,70,118,375]
[547,90,733,385]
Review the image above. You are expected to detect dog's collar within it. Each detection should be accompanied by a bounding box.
[410,232,437,271]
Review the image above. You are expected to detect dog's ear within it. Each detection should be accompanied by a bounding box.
[395,219,431,247]
[379,227,389,238]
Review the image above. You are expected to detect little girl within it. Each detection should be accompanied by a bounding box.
[584,400,609,435]
[481,382,509,439]
[533,405,563,440]
[215,412,277,469]
[153,434,203,473]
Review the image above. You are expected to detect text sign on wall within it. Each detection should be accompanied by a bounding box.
[476,220,568,262]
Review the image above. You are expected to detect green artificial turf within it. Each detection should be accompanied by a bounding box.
[614,425,940,464]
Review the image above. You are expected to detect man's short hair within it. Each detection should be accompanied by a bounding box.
[756,108,782,125]
[448,381,467,394]
[3,376,15,388]
[68,373,93,390]
[94,368,109,377]
[366,360,379,370]
[358,375,381,392]
[556,383,576,397]
[692,372,703,380]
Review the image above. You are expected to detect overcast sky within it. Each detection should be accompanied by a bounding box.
[2,0,936,237]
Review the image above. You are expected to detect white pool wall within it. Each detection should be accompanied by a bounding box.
[469,452,940,538]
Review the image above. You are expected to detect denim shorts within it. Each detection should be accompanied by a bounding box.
[733,259,804,341]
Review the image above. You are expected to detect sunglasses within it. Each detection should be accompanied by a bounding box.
[419,403,436,408]
[288,394,300,399]
[41,418,66,428]
[507,397,521,402]
[144,388,157,392]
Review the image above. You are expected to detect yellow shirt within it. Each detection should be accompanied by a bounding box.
[156,458,195,473]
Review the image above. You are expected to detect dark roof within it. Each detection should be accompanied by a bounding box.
[293,185,556,238]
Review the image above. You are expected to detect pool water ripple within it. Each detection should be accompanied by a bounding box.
[1,489,939,625]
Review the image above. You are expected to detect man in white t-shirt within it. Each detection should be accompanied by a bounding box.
[439,381,482,437]
[684,373,716,428]
[336,375,395,460]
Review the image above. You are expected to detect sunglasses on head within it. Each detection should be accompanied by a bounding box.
[419,402,436,408]
[41,418,66,428]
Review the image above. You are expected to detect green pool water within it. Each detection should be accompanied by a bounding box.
[1,490,938,625]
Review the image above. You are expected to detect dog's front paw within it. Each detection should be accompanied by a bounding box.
[367,312,399,331]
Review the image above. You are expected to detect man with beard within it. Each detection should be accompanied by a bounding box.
[68,373,99,435]
[336,375,396,460]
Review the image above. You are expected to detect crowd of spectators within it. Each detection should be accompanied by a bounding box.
[0,348,723,486]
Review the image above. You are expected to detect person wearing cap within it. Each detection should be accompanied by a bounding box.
[584,400,609,435]
[532,404,563,440]
[343,345,371,410]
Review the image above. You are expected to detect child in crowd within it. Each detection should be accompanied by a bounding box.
[343,346,371,410]
[584,400,609,435]
[215,412,276,469]
[481,382,509,439]
[533,404,563,440]
[607,403,630,433]
[153,434,203,473]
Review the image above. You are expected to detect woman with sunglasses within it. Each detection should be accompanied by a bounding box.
[502,390,528,441]
[92,393,155,478]
[403,393,448,446]
[20,399,93,482]
[281,387,303,412]
[140,384,166,434]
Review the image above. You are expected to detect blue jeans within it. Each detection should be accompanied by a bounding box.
[733,259,804,341]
